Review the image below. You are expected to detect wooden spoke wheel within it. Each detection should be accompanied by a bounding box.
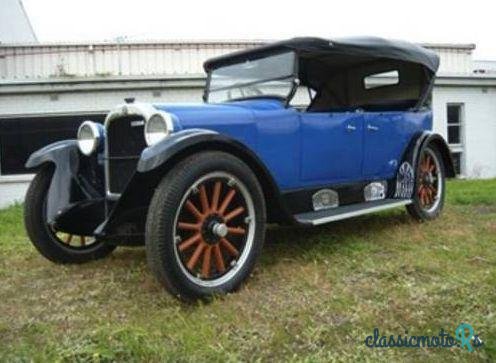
[173,172,255,286]
[49,228,98,249]
[145,151,266,300]
[406,145,445,222]
[417,147,442,213]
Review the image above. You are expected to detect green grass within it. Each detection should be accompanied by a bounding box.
[0,179,495,362]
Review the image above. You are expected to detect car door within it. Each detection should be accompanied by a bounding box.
[362,112,410,179]
[300,112,364,185]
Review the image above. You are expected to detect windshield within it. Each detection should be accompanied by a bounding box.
[206,51,296,103]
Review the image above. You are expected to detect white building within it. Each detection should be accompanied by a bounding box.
[0,39,495,207]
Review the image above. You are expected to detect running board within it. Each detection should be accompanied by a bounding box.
[294,199,412,225]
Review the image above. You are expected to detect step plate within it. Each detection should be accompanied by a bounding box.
[294,199,412,225]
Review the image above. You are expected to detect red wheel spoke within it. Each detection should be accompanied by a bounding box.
[424,155,431,172]
[186,200,203,220]
[187,242,205,270]
[213,244,225,273]
[211,181,222,212]
[423,189,430,206]
[178,222,200,231]
[419,189,426,206]
[202,246,212,278]
[80,236,86,246]
[178,233,201,252]
[227,227,246,236]
[427,187,434,204]
[428,185,437,195]
[220,238,239,257]
[224,207,245,222]
[199,185,210,213]
[65,234,73,244]
[218,189,236,215]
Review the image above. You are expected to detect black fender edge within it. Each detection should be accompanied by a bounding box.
[25,140,106,234]
[393,131,456,199]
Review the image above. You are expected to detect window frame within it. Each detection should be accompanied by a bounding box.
[203,51,299,104]
[446,103,465,175]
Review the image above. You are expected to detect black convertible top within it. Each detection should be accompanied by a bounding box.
[204,37,439,111]
[204,36,439,74]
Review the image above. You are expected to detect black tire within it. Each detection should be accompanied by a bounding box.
[24,165,116,263]
[145,151,266,301]
[406,145,446,221]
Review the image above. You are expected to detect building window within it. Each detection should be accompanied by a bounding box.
[446,104,464,175]
[0,114,106,175]
[447,104,463,145]
[451,152,462,175]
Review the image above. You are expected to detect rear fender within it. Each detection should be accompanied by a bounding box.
[393,131,455,199]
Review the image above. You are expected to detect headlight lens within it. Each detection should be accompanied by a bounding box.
[144,113,173,146]
[77,121,103,156]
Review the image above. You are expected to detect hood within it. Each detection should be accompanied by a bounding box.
[152,98,285,130]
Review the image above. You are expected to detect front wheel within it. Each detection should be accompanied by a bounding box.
[145,152,266,301]
[406,145,446,221]
[24,166,116,263]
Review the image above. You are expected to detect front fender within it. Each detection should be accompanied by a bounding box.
[137,128,219,172]
[96,128,290,238]
[26,140,80,223]
[25,140,79,170]
[25,140,105,231]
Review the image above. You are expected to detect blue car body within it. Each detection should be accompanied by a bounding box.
[154,100,432,190]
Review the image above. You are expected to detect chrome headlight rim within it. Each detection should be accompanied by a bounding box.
[144,112,174,146]
[77,120,103,156]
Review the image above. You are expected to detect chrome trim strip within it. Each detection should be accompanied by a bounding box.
[104,102,173,199]
[301,200,412,225]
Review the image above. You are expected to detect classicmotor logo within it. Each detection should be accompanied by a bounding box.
[364,323,484,352]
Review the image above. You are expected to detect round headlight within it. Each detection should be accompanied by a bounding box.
[77,121,103,156]
[144,113,173,146]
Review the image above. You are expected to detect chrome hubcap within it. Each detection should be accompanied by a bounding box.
[212,222,228,238]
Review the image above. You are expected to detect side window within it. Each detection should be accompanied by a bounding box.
[363,70,399,90]
[290,85,315,109]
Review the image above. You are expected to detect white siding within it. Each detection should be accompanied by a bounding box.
[0,42,261,80]
[433,47,474,75]
[0,176,30,208]
[433,86,496,178]
[0,85,204,115]
[1,41,475,81]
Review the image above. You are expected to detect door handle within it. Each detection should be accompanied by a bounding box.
[367,124,379,131]
[346,124,357,132]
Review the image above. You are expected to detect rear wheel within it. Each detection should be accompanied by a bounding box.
[406,145,446,221]
[145,152,266,300]
[24,166,115,263]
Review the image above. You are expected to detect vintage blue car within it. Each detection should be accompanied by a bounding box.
[24,37,454,300]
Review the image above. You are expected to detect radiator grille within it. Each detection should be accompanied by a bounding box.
[106,116,146,194]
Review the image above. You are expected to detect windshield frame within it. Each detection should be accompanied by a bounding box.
[203,51,299,105]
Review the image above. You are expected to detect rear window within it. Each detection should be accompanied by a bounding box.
[363,70,399,90]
